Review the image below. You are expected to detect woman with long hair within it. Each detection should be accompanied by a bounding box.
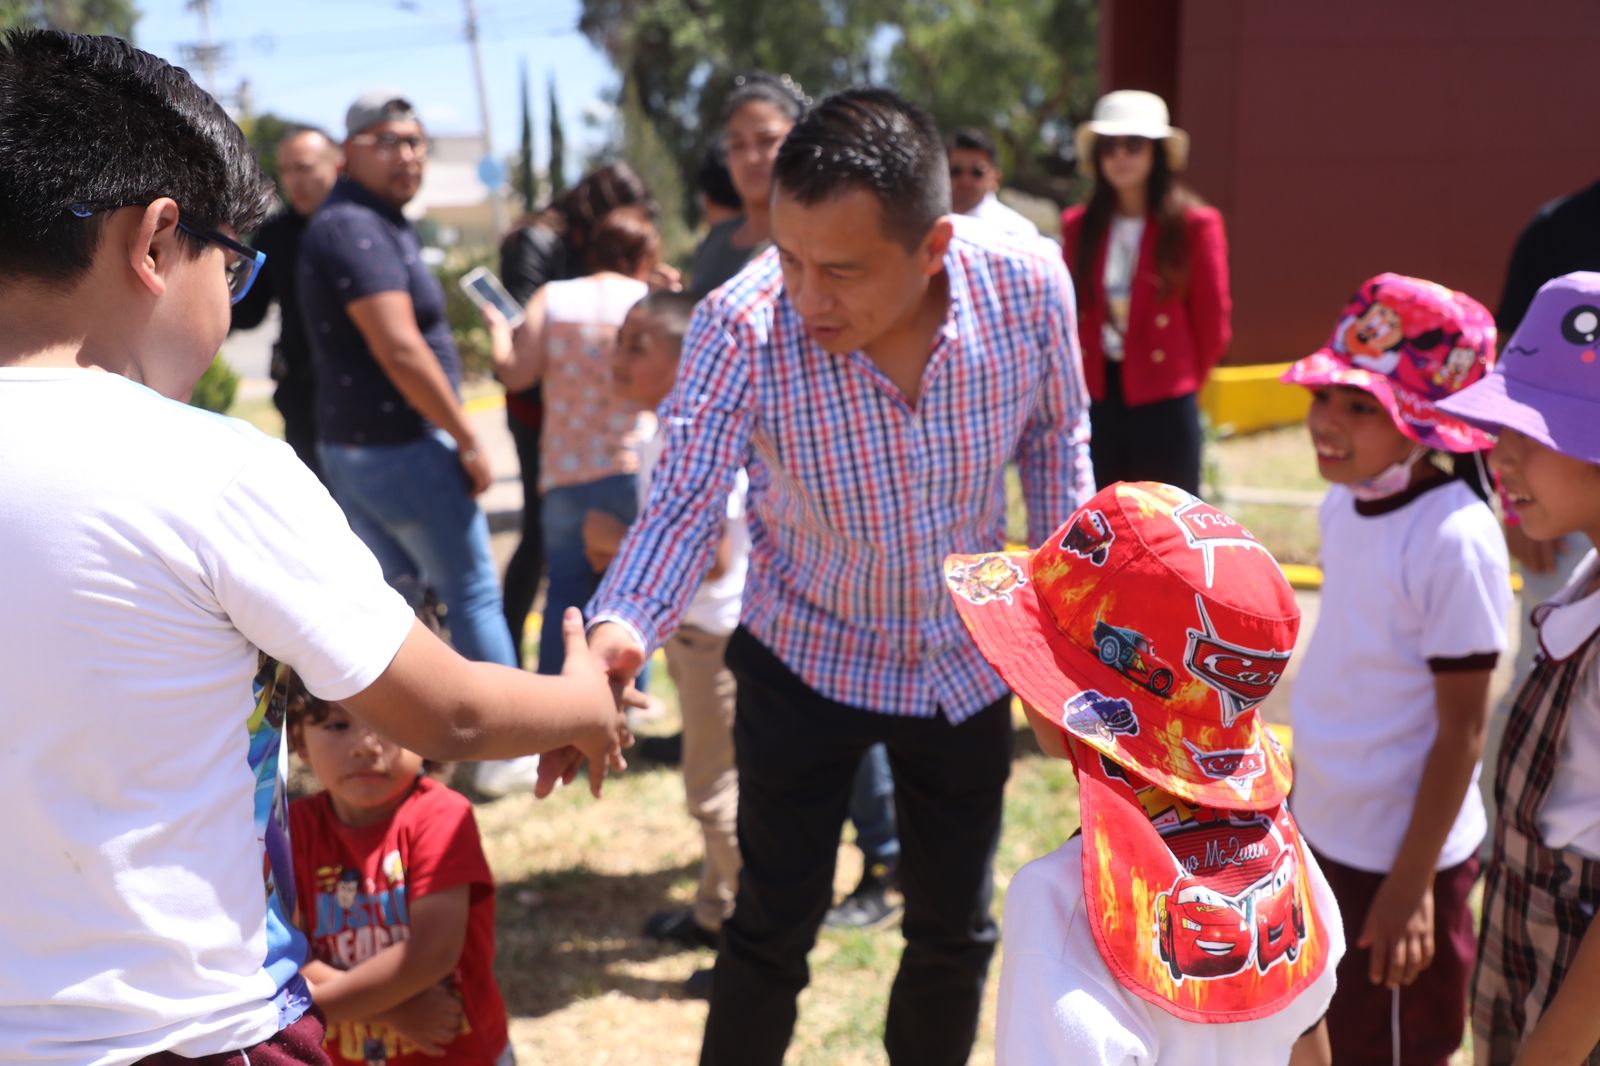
[1061,90,1232,495]
[688,71,807,295]
[495,163,651,666]
[493,206,659,678]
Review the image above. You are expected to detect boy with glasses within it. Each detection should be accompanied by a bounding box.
[0,32,629,1065]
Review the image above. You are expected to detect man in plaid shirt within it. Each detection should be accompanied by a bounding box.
[585,88,1093,1066]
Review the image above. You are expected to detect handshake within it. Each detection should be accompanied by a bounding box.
[531,610,652,801]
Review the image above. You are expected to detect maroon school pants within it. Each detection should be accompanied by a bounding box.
[134,1010,329,1065]
[1314,847,1480,1066]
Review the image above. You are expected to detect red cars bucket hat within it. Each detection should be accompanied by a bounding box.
[1280,273,1497,453]
[944,481,1299,810]
[944,483,1331,1020]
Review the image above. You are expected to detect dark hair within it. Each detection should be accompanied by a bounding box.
[519,161,651,251]
[0,30,273,289]
[586,205,659,276]
[285,588,443,733]
[947,127,998,163]
[630,290,697,345]
[721,70,808,126]
[1075,135,1202,308]
[277,124,334,151]
[696,142,741,211]
[1444,449,1495,504]
[772,87,950,250]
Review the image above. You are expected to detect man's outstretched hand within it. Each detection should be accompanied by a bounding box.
[532,608,639,799]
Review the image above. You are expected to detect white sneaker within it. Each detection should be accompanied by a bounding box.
[473,755,544,798]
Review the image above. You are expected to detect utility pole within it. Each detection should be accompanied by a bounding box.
[462,0,507,238]
[181,0,229,99]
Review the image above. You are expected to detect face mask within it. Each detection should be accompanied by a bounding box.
[1349,443,1427,501]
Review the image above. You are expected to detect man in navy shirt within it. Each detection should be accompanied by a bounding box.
[231,126,340,481]
[299,91,517,668]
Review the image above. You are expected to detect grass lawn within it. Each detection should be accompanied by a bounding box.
[471,690,1076,1066]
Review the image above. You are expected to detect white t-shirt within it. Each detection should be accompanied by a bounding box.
[996,836,1343,1066]
[1291,480,1511,872]
[638,426,748,636]
[0,369,413,1064]
[1100,215,1145,361]
[967,191,1041,237]
[1533,550,1600,858]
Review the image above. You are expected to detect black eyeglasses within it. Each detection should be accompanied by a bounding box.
[351,132,431,157]
[949,165,991,179]
[69,202,266,304]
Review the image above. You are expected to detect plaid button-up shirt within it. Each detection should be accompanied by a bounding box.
[592,219,1093,721]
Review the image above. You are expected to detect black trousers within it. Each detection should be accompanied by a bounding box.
[272,375,323,485]
[701,628,1012,1066]
[501,412,544,667]
[1088,361,1203,495]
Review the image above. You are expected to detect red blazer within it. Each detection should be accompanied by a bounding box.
[1060,203,1232,407]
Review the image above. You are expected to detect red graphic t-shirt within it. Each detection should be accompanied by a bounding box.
[290,776,509,1065]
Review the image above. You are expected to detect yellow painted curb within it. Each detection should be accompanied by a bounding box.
[1281,563,1323,591]
[1200,363,1309,435]
[465,391,506,415]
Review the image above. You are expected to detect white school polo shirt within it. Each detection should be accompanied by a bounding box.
[1291,479,1511,873]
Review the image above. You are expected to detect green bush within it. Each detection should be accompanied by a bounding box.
[435,250,497,382]
[189,355,239,413]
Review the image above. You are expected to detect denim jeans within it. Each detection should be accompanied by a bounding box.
[320,430,517,667]
[540,473,638,675]
[850,743,900,864]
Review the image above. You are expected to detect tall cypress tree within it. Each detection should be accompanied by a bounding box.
[547,73,567,198]
[517,58,538,213]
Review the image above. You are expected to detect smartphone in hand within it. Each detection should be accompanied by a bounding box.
[458,266,526,329]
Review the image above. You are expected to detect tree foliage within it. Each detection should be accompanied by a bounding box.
[0,0,139,39]
[578,0,1097,219]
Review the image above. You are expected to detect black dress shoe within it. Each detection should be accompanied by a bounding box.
[683,966,714,999]
[823,859,902,930]
[643,907,719,950]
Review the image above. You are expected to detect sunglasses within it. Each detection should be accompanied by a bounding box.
[1097,135,1153,156]
[949,165,991,179]
[70,202,266,304]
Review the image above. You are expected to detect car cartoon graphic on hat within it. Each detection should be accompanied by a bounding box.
[1251,850,1306,972]
[1060,508,1115,566]
[1157,884,1253,981]
[1094,619,1176,696]
[946,553,1027,606]
[1062,690,1139,742]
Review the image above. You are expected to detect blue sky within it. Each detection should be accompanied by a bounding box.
[135,0,617,181]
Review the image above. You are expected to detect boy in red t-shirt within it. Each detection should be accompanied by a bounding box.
[286,663,512,1065]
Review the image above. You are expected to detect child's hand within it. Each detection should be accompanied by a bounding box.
[649,262,684,292]
[581,509,628,573]
[1358,874,1435,987]
[557,606,636,798]
[383,979,463,1055]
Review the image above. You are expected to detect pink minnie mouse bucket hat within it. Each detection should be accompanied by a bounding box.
[1280,273,1497,453]
[1437,272,1600,465]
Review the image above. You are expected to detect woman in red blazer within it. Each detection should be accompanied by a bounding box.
[1061,90,1232,495]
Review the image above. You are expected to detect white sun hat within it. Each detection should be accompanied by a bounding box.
[1074,90,1190,176]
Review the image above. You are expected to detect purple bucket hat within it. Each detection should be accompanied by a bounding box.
[1437,271,1600,464]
